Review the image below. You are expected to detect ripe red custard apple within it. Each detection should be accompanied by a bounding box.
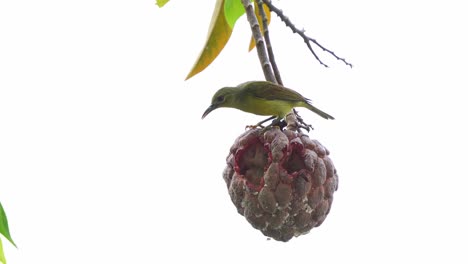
[223,128,338,241]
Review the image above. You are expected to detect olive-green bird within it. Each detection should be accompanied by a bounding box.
[202,81,334,120]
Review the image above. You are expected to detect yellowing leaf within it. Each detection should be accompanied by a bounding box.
[248,2,271,51]
[185,0,233,80]
[156,0,169,8]
[0,239,5,264]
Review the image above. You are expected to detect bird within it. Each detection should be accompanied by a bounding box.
[201,81,334,121]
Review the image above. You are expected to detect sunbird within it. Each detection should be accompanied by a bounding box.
[202,81,334,120]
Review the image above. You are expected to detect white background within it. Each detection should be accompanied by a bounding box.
[1,0,468,263]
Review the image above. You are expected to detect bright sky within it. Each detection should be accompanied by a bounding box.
[1,0,467,263]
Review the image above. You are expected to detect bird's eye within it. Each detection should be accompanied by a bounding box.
[216,95,224,102]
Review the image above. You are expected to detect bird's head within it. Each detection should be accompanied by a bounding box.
[201,87,238,119]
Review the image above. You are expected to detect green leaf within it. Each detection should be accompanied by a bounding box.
[156,0,169,8]
[0,238,6,264]
[224,0,246,28]
[0,203,16,248]
[185,0,233,80]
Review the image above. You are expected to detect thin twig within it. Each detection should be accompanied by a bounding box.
[241,0,277,83]
[256,0,283,85]
[264,0,353,68]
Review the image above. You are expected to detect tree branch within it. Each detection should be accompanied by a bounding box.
[256,0,283,85]
[264,0,353,68]
[241,0,277,83]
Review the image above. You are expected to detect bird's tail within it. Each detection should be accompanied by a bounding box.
[304,103,335,120]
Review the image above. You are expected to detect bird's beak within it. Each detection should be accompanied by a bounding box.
[201,104,217,119]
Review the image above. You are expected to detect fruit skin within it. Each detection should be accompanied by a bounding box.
[223,128,338,242]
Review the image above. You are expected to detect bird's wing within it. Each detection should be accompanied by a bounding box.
[243,81,310,102]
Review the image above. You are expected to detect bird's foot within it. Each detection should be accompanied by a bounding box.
[260,118,286,133]
[245,124,264,130]
[246,116,277,130]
